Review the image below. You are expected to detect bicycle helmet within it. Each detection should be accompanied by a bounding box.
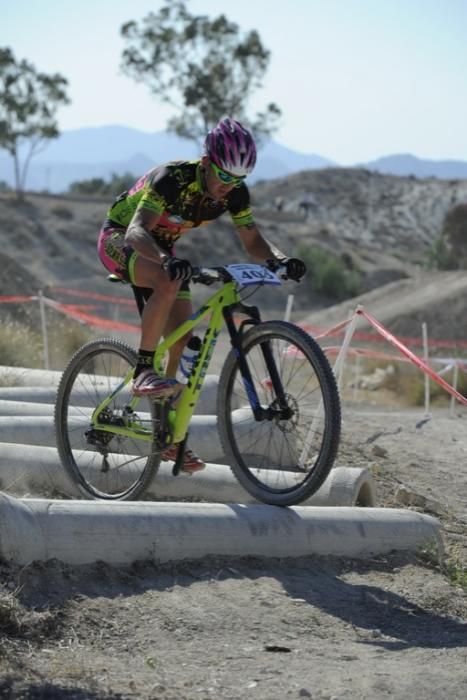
[204,117,257,176]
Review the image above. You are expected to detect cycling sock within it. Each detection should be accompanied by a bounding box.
[134,349,155,378]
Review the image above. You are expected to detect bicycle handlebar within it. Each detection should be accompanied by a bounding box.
[190,262,290,286]
[190,266,225,285]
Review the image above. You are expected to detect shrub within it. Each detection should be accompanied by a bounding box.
[50,204,74,220]
[0,315,93,373]
[427,203,467,270]
[426,236,453,270]
[47,316,92,368]
[296,243,362,300]
[0,320,44,369]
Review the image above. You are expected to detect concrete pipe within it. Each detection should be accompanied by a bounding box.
[0,400,86,417]
[148,464,376,508]
[0,444,80,497]
[0,366,64,387]
[0,417,59,447]
[0,443,376,508]
[188,409,297,467]
[0,491,441,566]
[0,373,226,414]
[0,411,295,467]
[0,387,59,404]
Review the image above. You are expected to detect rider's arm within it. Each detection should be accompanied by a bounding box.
[229,185,287,264]
[125,206,169,264]
[124,166,178,264]
[237,222,287,263]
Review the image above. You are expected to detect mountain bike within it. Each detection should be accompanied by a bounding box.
[54,262,341,506]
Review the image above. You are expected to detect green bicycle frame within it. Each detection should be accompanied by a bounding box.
[90,280,241,445]
[154,281,240,443]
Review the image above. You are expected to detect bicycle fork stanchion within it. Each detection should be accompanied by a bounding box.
[221,304,268,420]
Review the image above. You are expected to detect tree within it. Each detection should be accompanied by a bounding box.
[68,172,137,196]
[0,47,70,199]
[120,1,281,144]
[427,204,467,270]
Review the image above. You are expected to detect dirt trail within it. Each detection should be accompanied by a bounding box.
[1,405,466,699]
[300,270,467,343]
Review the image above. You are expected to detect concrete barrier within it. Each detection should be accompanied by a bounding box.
[0,400,84,416]
[0,373,227,415]
[0,443,376,507]
[0,387,60,404]
[0,491,441,566]
[0,366,63,387]
[0,411,295,466]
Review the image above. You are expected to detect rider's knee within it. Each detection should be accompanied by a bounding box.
[147,275,180,298]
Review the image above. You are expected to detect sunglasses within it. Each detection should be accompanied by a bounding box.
[210,161,246,187]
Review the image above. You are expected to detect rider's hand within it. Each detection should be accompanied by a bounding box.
[270,257,306,281]
[284,257,306,281]
[162,256,193,282]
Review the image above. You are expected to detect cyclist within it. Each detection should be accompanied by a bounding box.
[97,116,306,472]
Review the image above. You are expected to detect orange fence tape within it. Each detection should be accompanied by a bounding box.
[357,308,467,406]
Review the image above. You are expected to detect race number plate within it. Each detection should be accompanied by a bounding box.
[225,264,281,287]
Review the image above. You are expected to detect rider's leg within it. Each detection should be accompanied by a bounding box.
[157,289,205,473]
[130,256,182,397]
[132,255,181,351]
[97,227,183,397]
[163,295,194,377]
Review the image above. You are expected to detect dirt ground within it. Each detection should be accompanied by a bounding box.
[1,403,467,699]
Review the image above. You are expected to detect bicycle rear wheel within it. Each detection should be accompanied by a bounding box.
[217,321,341,506]
[55,338,160,500]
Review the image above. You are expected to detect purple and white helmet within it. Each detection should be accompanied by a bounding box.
[204,117,257,176]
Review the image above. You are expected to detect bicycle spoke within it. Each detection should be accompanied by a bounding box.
[218,321,341,506]
[55,339,161,500]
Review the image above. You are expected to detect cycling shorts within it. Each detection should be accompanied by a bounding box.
[97,225,190,299]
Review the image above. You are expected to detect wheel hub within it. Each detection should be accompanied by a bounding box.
[269,393,299,433]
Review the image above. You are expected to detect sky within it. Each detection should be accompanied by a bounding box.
[2,0,467,164]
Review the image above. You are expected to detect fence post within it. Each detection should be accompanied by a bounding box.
[38,290,50,370]
[422,322,430,416]
[450,363,459,417]
[333,307,359,391]
[284,294,294,323]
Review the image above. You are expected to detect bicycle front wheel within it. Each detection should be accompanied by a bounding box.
[217,321,341,506]
[55,338,160,500]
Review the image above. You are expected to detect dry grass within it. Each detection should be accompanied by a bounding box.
[340,354,467,408]
[0,313,93,373]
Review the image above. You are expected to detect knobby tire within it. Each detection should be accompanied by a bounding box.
[55,338,160,500]
[217,321,341,506]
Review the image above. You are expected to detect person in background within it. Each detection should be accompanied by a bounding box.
[299,190,316,221]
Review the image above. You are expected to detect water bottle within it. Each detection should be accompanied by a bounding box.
[177,335,202,383]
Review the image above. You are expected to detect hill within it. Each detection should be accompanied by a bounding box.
[361,153,467,179]
[0,126,332,193]
[1,167,467,343]
[2,125,467,194]
[301,271,467,344]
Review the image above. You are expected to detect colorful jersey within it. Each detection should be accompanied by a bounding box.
[104,159,255,250]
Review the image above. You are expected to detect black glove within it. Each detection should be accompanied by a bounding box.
[283,257,307,281]
[162,256,193,282]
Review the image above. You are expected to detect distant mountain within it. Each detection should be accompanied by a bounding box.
[0,125,333,193]
[1,126,466,193]
[361,153,467,179]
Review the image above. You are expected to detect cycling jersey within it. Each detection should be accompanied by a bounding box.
[104,159,255,251]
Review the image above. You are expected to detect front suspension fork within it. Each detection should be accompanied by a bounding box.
[223,305,288,419]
